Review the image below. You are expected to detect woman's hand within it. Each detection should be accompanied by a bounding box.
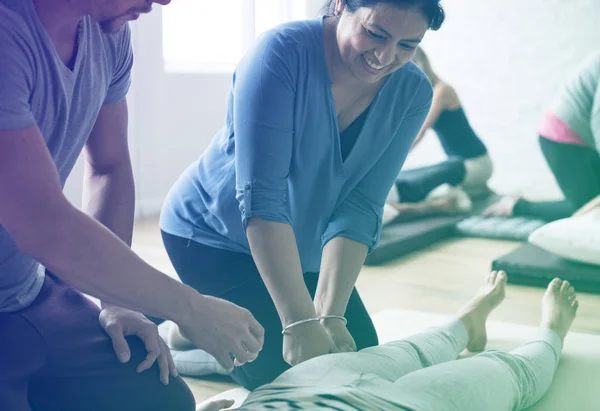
[481,195,521,217]
[321,318,356,352]
[282,321,339,366]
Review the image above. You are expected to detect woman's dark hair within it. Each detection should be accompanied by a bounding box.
[322,0,445,31]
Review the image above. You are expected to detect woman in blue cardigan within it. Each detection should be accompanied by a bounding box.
[160,0,444,389]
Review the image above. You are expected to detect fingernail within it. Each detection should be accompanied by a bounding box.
[119,353,130,362]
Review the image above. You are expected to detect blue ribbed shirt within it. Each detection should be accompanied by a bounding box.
[160,17,432,273]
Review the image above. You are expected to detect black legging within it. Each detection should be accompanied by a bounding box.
[161,232,378,390]
[395,157,466,202]
[513,136,600,221]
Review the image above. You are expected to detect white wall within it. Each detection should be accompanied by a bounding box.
[63,0,600,214]
[404,0,600,199]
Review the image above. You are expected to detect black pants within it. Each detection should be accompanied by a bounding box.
[395,157,466,203]
[0,272,195,411]
[514,136,600,221]
[161,232,379,390]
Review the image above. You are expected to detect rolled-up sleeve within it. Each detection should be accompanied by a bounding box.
[234,32,297,229]
[104,24,133,105]
[321,80,433,252]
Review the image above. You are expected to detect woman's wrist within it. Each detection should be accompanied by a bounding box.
[279,303,318,328]
[314,294,346,317]
[282,315,347,335]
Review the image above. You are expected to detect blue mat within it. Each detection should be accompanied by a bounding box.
[492,243,600,293]
[456,216,546,241]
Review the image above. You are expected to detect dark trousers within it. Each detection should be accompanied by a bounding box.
[514,136,600,221]
[161,231,379,390]
[395,157,466,202]
[0,272,195,411]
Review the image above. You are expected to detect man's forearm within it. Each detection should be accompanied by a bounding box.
[83,163,135,246]
[83,163,135,309]
[314,237,368,316]
[246,218,317,326]
[26,200,197,324]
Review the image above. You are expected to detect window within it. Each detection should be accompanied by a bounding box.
[163,0,309,73]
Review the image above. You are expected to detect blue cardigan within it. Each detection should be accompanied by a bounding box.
[160,17,432,273]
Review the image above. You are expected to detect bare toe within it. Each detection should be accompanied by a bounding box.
[541,279,578,343]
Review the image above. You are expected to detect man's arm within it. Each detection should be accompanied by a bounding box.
[83,99,135,310]
[83,99,134,247]
[0,125,264,369]
[0,125,194,320]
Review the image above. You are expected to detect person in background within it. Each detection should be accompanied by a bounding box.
[385,47,494,220]
[484,51,600,221]
[200,273,579,411]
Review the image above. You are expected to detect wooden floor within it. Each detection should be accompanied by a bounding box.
[132,217,600,403]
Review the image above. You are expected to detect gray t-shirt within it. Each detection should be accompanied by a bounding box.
[550,51,600,150]
[0,0,133,312]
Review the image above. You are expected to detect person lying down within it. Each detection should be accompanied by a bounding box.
[200,272,578,411]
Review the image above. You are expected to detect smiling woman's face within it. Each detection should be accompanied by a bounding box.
[334,3,429,83]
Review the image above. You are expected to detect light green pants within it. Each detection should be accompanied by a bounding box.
[242,320,562,411]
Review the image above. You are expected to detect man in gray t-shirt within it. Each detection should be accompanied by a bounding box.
[0,0,264,409]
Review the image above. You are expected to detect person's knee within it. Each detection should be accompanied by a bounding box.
[232,357,288,390]
[123,339,196,411]
[154,377,196,411]
[356,327,379,350]
[126,374,196,411]
[229,338,293,390]
[351,319,379,350]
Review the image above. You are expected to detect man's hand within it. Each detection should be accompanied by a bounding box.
[177,295,265,372]
[282,321,339,366]
[321,318,356,353]
[99,306,177,385]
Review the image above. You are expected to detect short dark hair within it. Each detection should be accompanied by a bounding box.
[322,0,445,31]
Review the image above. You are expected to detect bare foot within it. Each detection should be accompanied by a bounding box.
[541,278,579,343]
[457,271,507,352]
[428,197,463,214]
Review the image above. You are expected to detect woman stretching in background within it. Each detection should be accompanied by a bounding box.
[386,47,494,220]
[484,51,600,221]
